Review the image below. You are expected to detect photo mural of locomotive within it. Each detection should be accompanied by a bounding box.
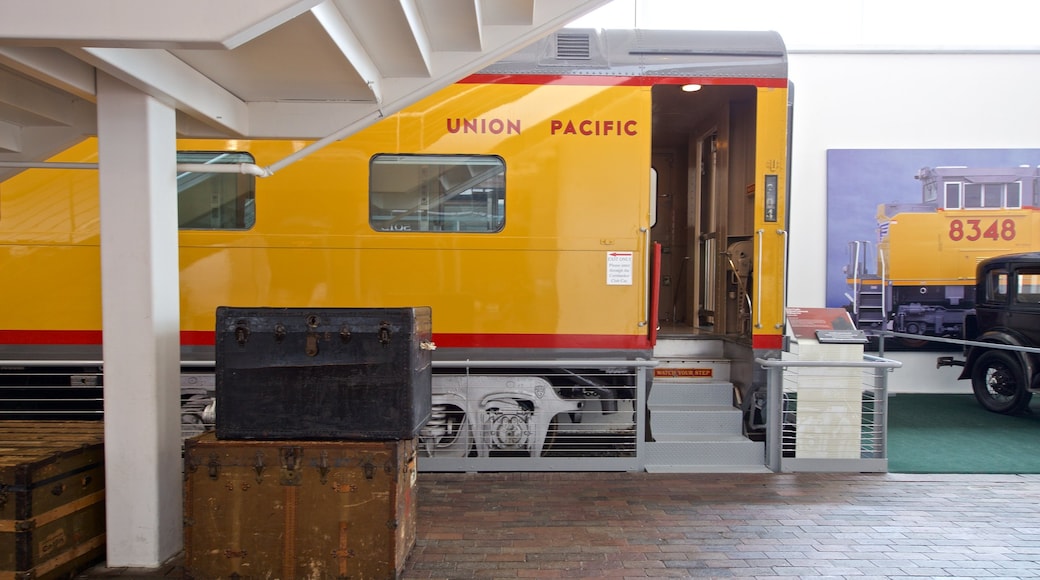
[0,29,791,470]
[829,150,1040,346]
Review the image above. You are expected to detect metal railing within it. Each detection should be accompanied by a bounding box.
[0,361,104,420]
[420,359,655,472]
[0,357,656,472]
[755,354,902,473]
[878,331,1040,355]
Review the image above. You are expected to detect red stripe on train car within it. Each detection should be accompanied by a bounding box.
[183,332,649,350]
[0,330,102,345]
[433,333,651,350]
[181,331,214,346]
[460,73,788,89]
[752,334,784,350]
[0,330,652,351]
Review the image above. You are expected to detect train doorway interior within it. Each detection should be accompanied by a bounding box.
[644,83,767,472]
[650,84,758,342]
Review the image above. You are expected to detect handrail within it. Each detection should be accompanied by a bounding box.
[724,249,753,336]
[755,228,764,328]
[879,246,888,321]
[433,359,659,368]
[879,331,1040,355]
[755,354,901,472]
[776,228,788,329]
[850,240,862,316]
[754,355,902,370]
[752,228,787,330]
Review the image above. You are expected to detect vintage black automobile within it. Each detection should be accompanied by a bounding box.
[938,252,1040,414]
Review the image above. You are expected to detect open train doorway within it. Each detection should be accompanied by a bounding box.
[650,84,759,342]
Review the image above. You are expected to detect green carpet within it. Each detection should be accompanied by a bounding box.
[887,393,1040,473]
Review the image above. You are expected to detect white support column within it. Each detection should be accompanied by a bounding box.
[96,72,183,567]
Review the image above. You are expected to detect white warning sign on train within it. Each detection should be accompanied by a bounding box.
[606,251,633,285]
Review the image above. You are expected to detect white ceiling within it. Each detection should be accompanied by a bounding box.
[0,0,611,176]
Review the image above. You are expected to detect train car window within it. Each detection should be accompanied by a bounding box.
[985,269,1009,303]
[964,183,983,208]
[963,181,1020,210]
[1006,182,1022,208]
[176,151,256,230]
[922,178,938,203]
[368,154,505,233]
[1015,271,1040,304]
[944,182,961,209]
[983,183,1003,208]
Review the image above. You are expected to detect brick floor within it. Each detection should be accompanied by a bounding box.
[80,471,1040,579]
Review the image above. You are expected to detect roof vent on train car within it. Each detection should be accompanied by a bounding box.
[555,32,591,60]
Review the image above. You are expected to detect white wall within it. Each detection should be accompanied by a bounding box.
[571,1,1040,393]
[786,51,1040,305]
[786,51,1040,393]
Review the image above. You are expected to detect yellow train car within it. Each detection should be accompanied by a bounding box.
[848,165,1040,338]
[0,29,791,465]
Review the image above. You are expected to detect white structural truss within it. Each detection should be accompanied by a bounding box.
[0,0,611,178]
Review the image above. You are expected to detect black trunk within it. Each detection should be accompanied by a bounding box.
[215,306,432,440]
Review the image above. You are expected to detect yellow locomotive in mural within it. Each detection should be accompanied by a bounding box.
[0,29,791,463]
[847,165,1040,339]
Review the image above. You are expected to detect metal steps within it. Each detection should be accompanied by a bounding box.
[644,339,767,473]
[855,281,886,325]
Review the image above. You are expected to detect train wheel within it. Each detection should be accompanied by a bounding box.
[419,405,473,457]
[180,394,214,439]
[971,350,1033,415]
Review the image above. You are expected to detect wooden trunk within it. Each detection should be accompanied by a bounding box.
[215,306,433,441]
[183,433,417,580]
[0,421,106,580]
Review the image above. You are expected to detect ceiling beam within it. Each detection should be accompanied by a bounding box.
[0,67,87,126]
[335,0,430,77]
[310,1,383,103]
[1,0,614,148]
[420,0,483,51]
[179,0,614,140]
[481,0,534,25]
[70,47,249,136]
[0,47,96,101]
[400,0,434,76]
[0,121,20,153]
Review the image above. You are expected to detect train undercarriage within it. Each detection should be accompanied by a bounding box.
[850,282,974,336]
[0,360,644,461]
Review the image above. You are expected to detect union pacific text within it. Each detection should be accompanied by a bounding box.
[550,119,638,136]
[447,117,521,135]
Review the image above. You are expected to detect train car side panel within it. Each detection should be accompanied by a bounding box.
[883,209,1036,287]
[751,86,790,349]
[176,83,652,345]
